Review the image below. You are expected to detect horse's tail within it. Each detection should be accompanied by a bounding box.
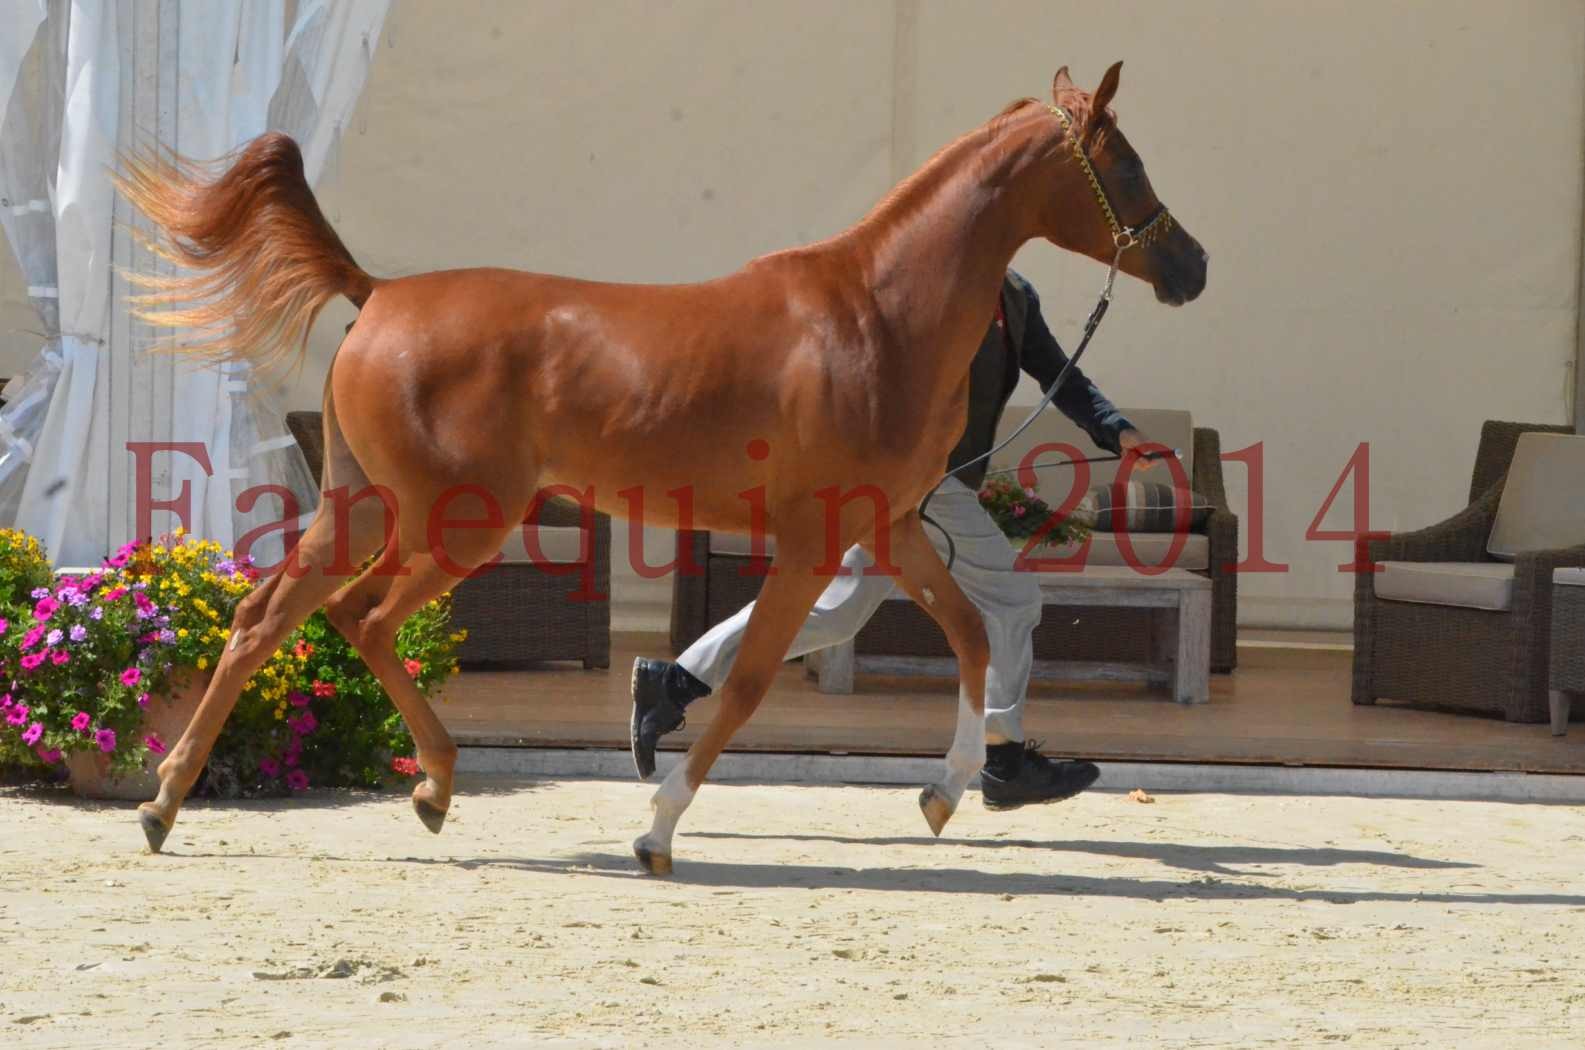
[114,132,373,372]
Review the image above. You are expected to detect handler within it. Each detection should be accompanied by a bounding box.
[631,269,1154,809]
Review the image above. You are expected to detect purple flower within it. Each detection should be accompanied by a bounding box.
[32,597,58,622]
[6,704,28,726]
[285,769,309,791]
[120,667,142,688]
[258,757,281,778]
[158,629,176,644]
[45,628,62,646]
[64,590,88,608]
[89,606,103,621]
[95,728,116,753]
[71,711,90,732]
[29,587,49,600]
[137,692,150,709]
[21,722,42,746]
[68,625,87,643]
[215,559,237,576]
[288,711,318,736]
[287,691,311,709]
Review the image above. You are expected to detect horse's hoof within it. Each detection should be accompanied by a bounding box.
[413,797,448,835]
[633,836,673,877]
[138,806,172,854]
[918,784,956,838]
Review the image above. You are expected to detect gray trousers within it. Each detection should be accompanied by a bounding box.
[676,477,1042,743]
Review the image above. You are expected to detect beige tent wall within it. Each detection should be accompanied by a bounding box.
[4,0,1580,630]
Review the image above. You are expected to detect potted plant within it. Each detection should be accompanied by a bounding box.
[976,475,1091,549]
[0,530,466,799]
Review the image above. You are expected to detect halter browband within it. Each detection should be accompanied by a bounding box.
[1048,105,1174,251]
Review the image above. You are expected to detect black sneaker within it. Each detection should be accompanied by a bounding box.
[629,658,705,781]
[979,741,1100,810]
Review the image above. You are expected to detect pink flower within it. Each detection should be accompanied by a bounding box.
[21,722,43,746]
[95,728,116,753]
[258,757,281,778]
[137,692,150,709]
[120,667,142,688]
[32,597,58,622]
[288,711,318,736]
[19,652,45,672]
[287,691,311,708]
[34,745,60,764]
[144,733,167,755]
[0,693,10,708]
[404,659,422,677]
[5,704,28,726]
[71,711,91,732]
[50,650,69,666]
[20,626,43,650]
[103,586,127,602]
[1013,504,1027,518]
[285,769,309,791]
[0,617,8,633]
[391,756,419,777]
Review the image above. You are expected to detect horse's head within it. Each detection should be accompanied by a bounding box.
[1041,63,1206,306]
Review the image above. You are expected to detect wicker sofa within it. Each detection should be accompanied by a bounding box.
[670,407,1239,675]
[285,411,611,669]
[1352,420,1584,723]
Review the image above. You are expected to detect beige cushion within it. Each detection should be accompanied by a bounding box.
[1556,567,1585,588]
[710,530,1208,571]
[497,525,589,565]
[1027,532,1209,572]
[992,407,1194,511]
[1487,433,1585,561]
[1374,561,1516,611]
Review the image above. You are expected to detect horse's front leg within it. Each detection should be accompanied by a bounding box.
[633,545,833,875]
[873,512,990,835]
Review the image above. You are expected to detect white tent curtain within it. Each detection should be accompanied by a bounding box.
[0,0,388,567]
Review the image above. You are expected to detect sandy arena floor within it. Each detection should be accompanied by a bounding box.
[2,775,1583,1048]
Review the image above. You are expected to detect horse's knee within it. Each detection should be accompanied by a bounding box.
[323,589,365,641]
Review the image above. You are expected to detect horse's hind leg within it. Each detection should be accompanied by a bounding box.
[138,494,388,851]
[325,512,518,833]
[875,512,990,836]
[634,539,833,875]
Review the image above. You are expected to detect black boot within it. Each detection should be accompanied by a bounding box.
[630,658,711,780]
[979,741,1100,810]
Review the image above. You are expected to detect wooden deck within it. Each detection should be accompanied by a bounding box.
[439,632,1585,775]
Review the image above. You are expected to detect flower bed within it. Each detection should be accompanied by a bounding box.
[0,530,464,797]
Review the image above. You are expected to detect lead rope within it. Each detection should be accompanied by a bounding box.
[920,240,1126,572]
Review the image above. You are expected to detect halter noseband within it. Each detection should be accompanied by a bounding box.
[1048,104,1174,255]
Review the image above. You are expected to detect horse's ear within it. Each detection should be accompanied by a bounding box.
[1083,61,1123,148]
[1052,66,1075,97]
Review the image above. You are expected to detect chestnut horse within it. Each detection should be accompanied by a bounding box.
[117,63,1205,874]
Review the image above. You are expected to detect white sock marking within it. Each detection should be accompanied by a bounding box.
[641,757,697,855]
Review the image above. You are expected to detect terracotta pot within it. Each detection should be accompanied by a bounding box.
[64,672,211,801]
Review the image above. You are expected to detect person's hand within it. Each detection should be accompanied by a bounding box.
[1119,428,1162,471]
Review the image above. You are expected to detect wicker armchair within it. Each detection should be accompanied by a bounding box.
[1352,420,1581,722]
[285,411,611,669]
[671,420,1239,675]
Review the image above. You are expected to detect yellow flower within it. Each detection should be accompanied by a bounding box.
[196,657,208,670]
[177,628,189,638]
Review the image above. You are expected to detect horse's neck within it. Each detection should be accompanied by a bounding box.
[853,116,1053,388]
